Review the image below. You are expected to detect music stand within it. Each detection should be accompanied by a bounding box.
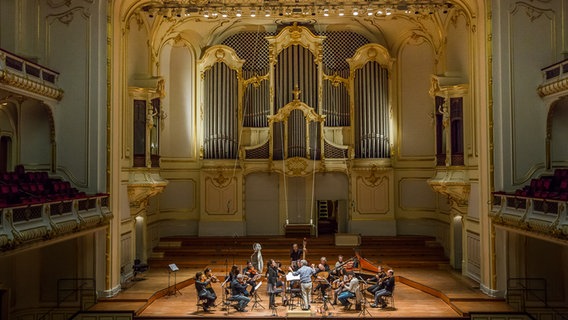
[167,263,182,296]
[251,281,265,310]
[316,277,335,312]
[285,272,301,310]
[357,279,372,317]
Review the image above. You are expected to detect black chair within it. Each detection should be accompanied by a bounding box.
[133,259,149,280]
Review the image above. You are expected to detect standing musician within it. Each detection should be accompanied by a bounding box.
[231,274,251,312]
[337,271,360,310]
[195,271,217,312]
[203,267,218,300]
[371,269,395,308]
[366,265,387,295]
[266,259,279,309]
[289,243,303,271]
[289,259,316,310]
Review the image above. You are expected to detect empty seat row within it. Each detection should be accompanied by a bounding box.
[513,171,568,201]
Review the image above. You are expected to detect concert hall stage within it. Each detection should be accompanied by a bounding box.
[89,236,513,319]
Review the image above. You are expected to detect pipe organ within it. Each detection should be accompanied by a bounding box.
[199,24,393,163]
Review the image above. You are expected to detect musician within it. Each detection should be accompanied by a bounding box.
[231,274,251,312]
[195,271,217,312]
[275,261,288,305]
[331,271,348,305]
[289,243,303,270]
[337,271,359,310]
[266,259,279,309]
[371,269,395,308]
[319,256,330,272]
[289,259,316,310]
[203,267,218,300]
[244,261,258,294]
[313,263,331,298]
[222,265,240,296]
[366,265,387,295]
[228,265,240,282]
[331,255,344,276]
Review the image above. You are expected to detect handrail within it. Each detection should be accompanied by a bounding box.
[37,278,96,320]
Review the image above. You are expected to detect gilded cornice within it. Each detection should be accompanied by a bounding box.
[268,100,325,123]
[347,43,394,72]
[243,72,270,88]
[0,70,64,101]
[266,24,325,65]
[323,72,349,89]
[199,45,245,75]
[429,75,469,97]
[537,77,568,98]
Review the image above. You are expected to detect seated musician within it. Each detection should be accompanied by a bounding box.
[337,271,359,310]
[195,271,217,312]
[231,274,251,312]
[331,269,347,305]
[366,265,387,295]
[289,243,303,271]
[203,267,218,300]
[313,263,331,298]
[319,256,330,272]
[244,261,258,294]
[371,269,395,308]
[331,255,344,276]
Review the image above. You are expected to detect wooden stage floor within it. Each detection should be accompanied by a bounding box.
[91,267,514,319]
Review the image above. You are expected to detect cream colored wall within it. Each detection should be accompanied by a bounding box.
[492,0,565,189]
[491,0,568,300]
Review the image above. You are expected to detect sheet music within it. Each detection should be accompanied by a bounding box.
[286,272,300,281]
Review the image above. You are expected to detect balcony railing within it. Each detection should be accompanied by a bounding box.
[0,48,64,100]
[0,194,111,251]
[490,192,568,236]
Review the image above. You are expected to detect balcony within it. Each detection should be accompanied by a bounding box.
[0,48,64,101]
[0,194,111,252]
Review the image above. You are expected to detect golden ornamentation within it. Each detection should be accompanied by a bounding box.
[323,72,349,88]
[363,165,386,186]
[211,171,231,188]
[0,70,64,101]
[243,73,269,88]
[286,157,308,176]
[347,43,394,72]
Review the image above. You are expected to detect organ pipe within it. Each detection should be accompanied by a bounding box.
[353,61,390,158]
[203,62,239,159]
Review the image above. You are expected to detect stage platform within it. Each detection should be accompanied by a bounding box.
[91,267,513,319]
[90,235,513,319]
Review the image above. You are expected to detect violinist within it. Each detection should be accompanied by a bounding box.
[244,261,258,294]
[203,267,218,300]
[231,274,251,312]
[266,259,279,309]
[371,269,395,308]
[338,271,359,310]
[331,268,347,305]
[195,271,217,312]
[366,265,387,295]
